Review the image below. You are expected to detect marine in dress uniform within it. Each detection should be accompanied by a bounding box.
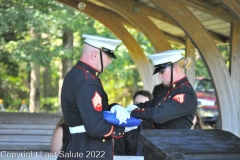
[58,35,127,160]
[127,50,197,130]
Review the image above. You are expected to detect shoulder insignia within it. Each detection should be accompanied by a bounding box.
[173,94,185,103]
[92,91,102,111]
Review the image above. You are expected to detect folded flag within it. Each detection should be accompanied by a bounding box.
[103,111,141,127]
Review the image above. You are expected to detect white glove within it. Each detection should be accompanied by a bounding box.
[125,126,138,132]
[110,105,130,124]
[126,104,139,113]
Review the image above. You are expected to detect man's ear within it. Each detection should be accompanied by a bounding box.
[91,50,98,61]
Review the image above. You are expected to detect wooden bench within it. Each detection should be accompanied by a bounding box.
[140,129,240,159]
[0,112,62,151]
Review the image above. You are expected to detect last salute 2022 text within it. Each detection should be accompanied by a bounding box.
[58,151,105,158]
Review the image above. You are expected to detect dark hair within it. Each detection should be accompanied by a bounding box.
[56,116,65,127]
[133,90,152,101]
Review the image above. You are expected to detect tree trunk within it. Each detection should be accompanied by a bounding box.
[58,27,73,112]
[29,62,40,112]
[29,28,41,113]
[42,64,52,97]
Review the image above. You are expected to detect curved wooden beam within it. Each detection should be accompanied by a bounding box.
[100,0,172,52]
[185,38,196,86]
[220,0,240,22]
[57,0,157,91]
[149,0,239,136]
[230,22,240,135]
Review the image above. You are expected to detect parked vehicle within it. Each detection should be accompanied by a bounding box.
[194,77,219,128]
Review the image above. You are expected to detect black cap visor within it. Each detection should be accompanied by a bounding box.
[85,42,117,59]
[101,47,116,59]
[153,62,171,75]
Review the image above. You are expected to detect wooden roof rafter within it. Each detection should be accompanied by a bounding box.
[99,0,172,52]
[135,0,230,44]
[181,0,237,23]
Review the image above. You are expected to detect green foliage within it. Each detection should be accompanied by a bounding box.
[195,58,210,77]
[218,45,230,69]
[195,46,229,78]
[0,50,19,77]
[41,97,59,112]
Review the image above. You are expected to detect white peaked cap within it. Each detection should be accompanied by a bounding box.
[82,34,122,51]
[148,50,185,66]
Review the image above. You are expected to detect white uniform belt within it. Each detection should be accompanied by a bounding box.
[69,125,86,134]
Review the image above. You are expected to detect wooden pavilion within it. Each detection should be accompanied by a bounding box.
[56,0,240,137]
